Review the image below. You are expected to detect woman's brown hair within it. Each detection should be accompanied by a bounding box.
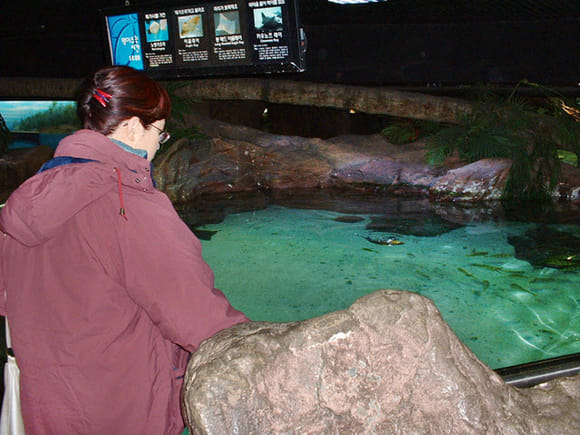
[77,66,171,135]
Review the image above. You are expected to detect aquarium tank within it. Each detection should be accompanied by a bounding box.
[0,100,77,150]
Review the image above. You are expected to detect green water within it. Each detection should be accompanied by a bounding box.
[188,199,579,370]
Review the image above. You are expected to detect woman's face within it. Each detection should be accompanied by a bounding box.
[107,117,168,161]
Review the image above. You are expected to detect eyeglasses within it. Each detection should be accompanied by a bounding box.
[150,124,171,144]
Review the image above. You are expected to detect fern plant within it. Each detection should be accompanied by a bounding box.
[427,84,575,202]
[159,81,206,155]
[551,98,580,168]
[381,118,441,145]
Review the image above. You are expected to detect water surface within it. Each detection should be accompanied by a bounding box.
[180,192,580,369]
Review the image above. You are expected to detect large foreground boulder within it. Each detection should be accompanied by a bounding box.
[182,290,580,434]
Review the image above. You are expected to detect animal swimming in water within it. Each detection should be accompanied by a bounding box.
[362,235,404,246]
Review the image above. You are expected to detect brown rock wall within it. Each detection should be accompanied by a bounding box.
[182,290,580,434]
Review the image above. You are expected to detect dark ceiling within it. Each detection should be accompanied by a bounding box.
[302,0,580,24]
[1,0,579,87]
[3,0,580,28]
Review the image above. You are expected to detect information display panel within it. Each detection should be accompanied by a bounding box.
[102,0,305,79]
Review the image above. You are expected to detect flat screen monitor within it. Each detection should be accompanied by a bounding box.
[101,0,306,79]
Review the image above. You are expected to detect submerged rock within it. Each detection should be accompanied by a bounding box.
[508,226,580,270]
[365,212,463,236]
[182,290,580,434]
[332,215,365,223]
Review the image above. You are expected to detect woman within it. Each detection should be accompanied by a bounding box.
[0,66,248,434]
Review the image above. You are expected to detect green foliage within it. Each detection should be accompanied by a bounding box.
[164,81,196,127]
[14,102,78,132]
[159,82,206,155]
[426,82,580,202]
[381,118,442,145]
[0,113,9,155]
[381,120,419,145]
[503,119,561,202]
[558,150,578,166]
[551,100,580,168]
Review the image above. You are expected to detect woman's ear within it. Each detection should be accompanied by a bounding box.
[125,116,144,143]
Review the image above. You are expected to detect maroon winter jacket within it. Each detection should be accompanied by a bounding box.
[0,129,248,434]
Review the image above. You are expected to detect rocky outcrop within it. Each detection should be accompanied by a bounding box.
[429,158,512,201]
[154,114,579,204]
[0,146,53,201]
[2,115,579,206]
[154,133,506,205]
[182,290,580,435]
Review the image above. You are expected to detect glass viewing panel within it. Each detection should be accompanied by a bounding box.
[1,101,578,377]
[0,100,76,150]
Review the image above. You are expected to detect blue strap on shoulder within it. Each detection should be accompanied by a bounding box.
[38,156,95,173]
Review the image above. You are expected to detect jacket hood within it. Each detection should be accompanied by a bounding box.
[0,129,152,247]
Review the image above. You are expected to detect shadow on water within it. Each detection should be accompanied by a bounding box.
[178,190,580,269]
[176,188,580,232]
[508,227,580,270]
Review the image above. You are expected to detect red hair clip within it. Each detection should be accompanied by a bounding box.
[93,88,113,107]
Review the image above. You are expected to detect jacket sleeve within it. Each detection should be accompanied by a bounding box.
[0,232,6,316]
[119,193,249,352]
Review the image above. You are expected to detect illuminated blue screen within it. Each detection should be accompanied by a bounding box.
[106,13,145,70]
